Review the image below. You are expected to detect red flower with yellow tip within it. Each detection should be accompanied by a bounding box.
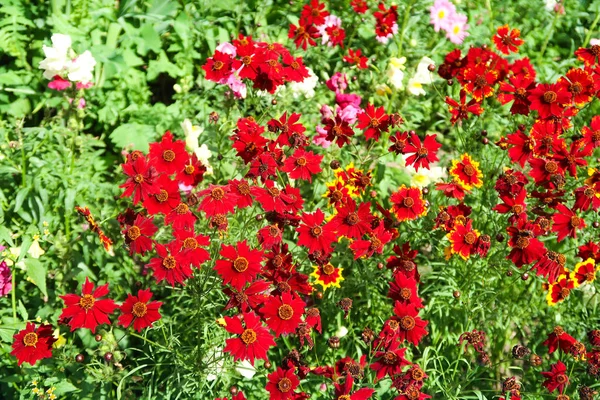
[449,154,483,190]
[390,185,427,222]
[571,258,596,286]
[447,220,480,260]
[311,263,344,291]
[546,275,576,306]
[493,25,524,55]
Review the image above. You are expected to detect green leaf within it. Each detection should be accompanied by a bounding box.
[53,380,78,396]
[0,226,14,247]
[139,24,162,55]
[17,300,27,321]
[25,258,47,297]
[109,123,156,152]
[13,187,29,213]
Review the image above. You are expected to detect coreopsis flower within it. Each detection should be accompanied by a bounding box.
[390,185,427,222]
[541,360,569,394]
[203,50,234,82]
[505,129,534,168]
[370,340,410,382]
[333,373,375,399]
[0,261,11,297]
[223,312,275,365]
[546,275,576,306]
[268,112,306,148]
[532,251,567,284]
[266,367,300,400]
[581,116,600,153]
[374,3,399,44]
[388,273,424,309]
[552,204,586,242]
[142,175,181,215]
[430,0,456,32]
[493,25,524,54]
[177,154,207,188]
[118,289,162,332]
[449,153,483,190]
[445,91,483,125]
[392,302,428,346]
[560,67,595,105]
[528,157,564,188]
[123,214,157,255]
[387,243,420,281]
[349,222,393,259]
[311,263,344,291]
[304,308,322,333]
[506,218,546,268]
[493,188,527,222]
[498,75,535,115]
[327,199,374,239]
[462,65,497,101]
[357,104,390,141]
[147,241,192,286]
[148,131,188,175]
[258,224,283,250]
[447,220,480,260]
[215,241,264,291]
[403,133,441,171]
[282,149,323,182]
[173,229,210,268]
[288,23,320,50]
[543,326,577,354]
[59,277,117,333]
[571,258,596,286]
[11,323,56,366]
[224,280,271,313]
[323,115,355,147]
[251,181,292,214]
[344,49,369,69]
[164,202,196,231]
[296,209,336,255]
[528,83,570,119]
[197,184,239,217]
[301,0,329,25]
[120,155,160,205]
[575,44,600,66]
[553,142,589,178]
[262,292,306,337]
[573,184,600,211]
[282,54,310,83]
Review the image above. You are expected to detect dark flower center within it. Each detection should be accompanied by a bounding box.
[269,226,280,237]
[570,82,583,94]
[211,187,225,200]
[322,264,335,275]
[183,237,198,249]
[241,328,257,344]
[400,315,416,330]
[132,301,147,318]
[213,61,224,70]
[411,368,425,380]
[163,150,176,162]
[544,161,558,173]
[134,174,144,183]
[474,75,487,88]
[291,61,299,70]
[278,377,292,393]
[554,326,565,335]
[370,237,382,250]
[23,332,38,347]
[400,288,412,300]
[127,226,141,240]
[383,351,398,365]
[331,190,343,202]
[515,236,530,249]
[233,257,249,272]
[345,212,360,225]
[560,287,570,299]
[278,304,294,320]
[163,255,177,270]
[556,374,568,384]
[311,226,322,237]
[512,204,523,214]
[242,56,251,65]
[370,118,380,128]
[79,294,95,310]
[584,187,595,197]
[238,183,250,195]
[463,165,475,176]
[570,216,581,227]
[591,44,600,56]
[403,197,415,207]
[176,203,189,214]
[464,232,477,244]
[543,91,557,103]
[417,147,428,157]
[269,187,281,197]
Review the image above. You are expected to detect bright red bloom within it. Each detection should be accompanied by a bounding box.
[142,175,181,215]
[560,67,595,105]
[164,202,196,231]
[224,279,271,313]
[581,115,600,153]
[325,25,346,48]
[288,23,320,50]
[574,184,600,211]
[251,181,291,214]
[506,218,546,268]
[149,131,187,175]
[223,312,275,365]
[388,131,409,155]
[118,289,162,332]
[552,204,586,242]
[390,185,427,222]
[532,251,567,284]
[543,326,577,354]
[301,0,329,25]
[282,149,323,182]
[447,220,480,260]
[505,129,534,167]
[282,54,310,83]
[262,292,306,337]
[528,157,564,188]
[528,82,570,119]
[498,75,535,115]
[344,48,369,69]
[197,184,239,217]
[393,387,431,400]
[541,360,569,394]
[493,25,524,54]
[173,229,210,268]
[323,115,355,147]
[305,307,322,333]
[268,112,307,148]
[351,0,368,13]
[123,214,157,256]
[575,44,600,66]
[510,57,537,81]
[296,209,336,255]
[435,181,467,200]
[215,240,264,291]
[386,243,420,281]
[59,277,118,333]
[546,275,576,306]
[148,241,192,286]
[266,367,300,400]
[553,141,589,178]
[462,65,498,101]
[231,119,268,163]
[334,373,375,399]
[11,323,56,366]
[445,91,483,125]
[370,340,410,382]
[229,179,254,209]
[311,263,344,290]
[203,50,234,82]
[357,104,390,141]
[493,188,527,222]
[120,155,160,205]
[392,302,428,346]
[403,133,441,171]
[327,199,374,239]
[247,152,279,182]
[258,224,283,250]
[449,153,483,190]
[388,273,424,309]
[349,222,393,259]
[176,154,206,187]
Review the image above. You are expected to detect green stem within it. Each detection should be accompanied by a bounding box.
[129,331,169,350]
[583,12,600,48]
[397,0,416,56]
[12,268,16,320]
[537,11,560,64]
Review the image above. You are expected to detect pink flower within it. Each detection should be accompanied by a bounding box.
[337,104,358,124]
[326,72,348,93]
[48,75,71,91]
[0,261,12,297]
[445,14,469,44]
[76,82,93,89]
[430,0,457,32]
[320,104,334,120]
[216,42,237,57]
[336,92,361,110]
[223,73,247,99]
[314,126,333,148]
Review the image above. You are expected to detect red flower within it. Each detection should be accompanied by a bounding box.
[59,277,118,333]
[541,360,569,394]
[296,209,336,255]
[553,141,589,178]
[445,91,483,125]
[123,214,157,256]
[447,220,480,260]
[325,25,346,47]
[224,280,271,313]
[197,184,239,217]
[543,326,576,354]
[223,312,275,365]
[142,175,181,215]
[262,292,306,337]
[334,373,375,399]
[351,0,368,13]
[357,104,390,141]
[327,199,374,239]
[435,181,467,200]
[498,75,535,115]
[149,131,187,175]
[11,323,56,366]
[560,67,595,105]
[164,202,196,231]
[120,155,160,205]
[388,273,424,309]
[552,204,586,242]
[388,131,409,155]
[173,229,210,268]
[282,149,323,182]
[506,218,546,268]
[266,367,300,400]
[493,25,524,54]
[203,50,234,82]
[247,152,279,182]
[532,251,567,284]
[176,154,206,187]
[323,115,355,147]
[344,48,369,69]
[349,222,393,259]
[505,129,534,168]
[449,153,483,190]
[493,188,527,222]
[282,54,310,83]
[301,0,329,25]
[528,157,564,187]
[390,185,427,222]
[288,23,320,50]
[392,302,428,346]
[311,263,344,290]
[403,133,441,171]
[370,340,410,382]
[575,44,600,66]
[258,224,283,250]
[148,241,192,286]
[251,181,292,214]
[462,65,497,101]
[581,115,600,153]
[229,179,254,209]
[528,83,570,119]
[215,240,264,290]
[546,275,576,306]
[268,112,307,148]
[386,243,420,281]
[571,258,596,285]
[231,119,268,163]
[118,289,162,332]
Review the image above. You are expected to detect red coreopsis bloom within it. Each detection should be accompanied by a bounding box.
[223,312,275,365]
[560,67,595,105]
[268,112,307,148]
[120,155,160,205]
[370,340,410,382]
[325,25,346,48]
[388,273,424,309]
[445,91,483,125]
[493,188,527,222]
[351,0,368,13]
[203,50,234,82]
[390,185,427,222]
[392,302,428,346]
[251,181,292,214]
[349,222,393,259]
[581,115,600,153]
[449,153,483,190]
[541,360,569,394]
[164,202,196,231]
[493,25,524,54]
[197,184,239,217]
[229,179,254,209]
[142,175,181,215]
[224,279,271,313]
[215,240,264,291]
[11,323,56,366]
[149,131,187,175]
[327,200,374,239]
[571,258,596,286]
[554,141,589,178]
[552,204,586,242]
[282,54,310,83]
[288,23,320,50]
[118,289,162,332]
[334,373,375,399]
[403,133,441,171]
[388,131,409,155]
[247,152,279,182]
[301,0,329,25]
[231,119,268,163]
[528,82,570,119]
[528,157,564,188]
[435,180,467,201]
[177,154,206,187]
[575,44,600,66]
[386,243,420,281]
[173,229,210,268]
[357,104,390,141]
[148,241,192,286]
[282,149,323,182]
[262,292,306,337]
[266,367,301,400]
[344,48,369,69]
[546,275,576,306]
[506,129,534,168]
[311,263,344,291]
[574,184,600,211]
[323,115,355,147]
[59,277,118,333]
[498,75,535,115]
[532,251,567,284]
[462,65,498,101]
[447,220,480,260]
[543,326,577,354]
[123,214,157,256]
[506,218,546,268]
[258,224,283,250]
[296,209,336,255]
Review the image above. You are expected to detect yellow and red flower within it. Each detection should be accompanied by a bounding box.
[447,220,480,260]
[546,275,576,306]
[390,185,427,222]
[571,258,596,286]
[449,154,483,190]
[311,263,344,291]
[492,25,524,55]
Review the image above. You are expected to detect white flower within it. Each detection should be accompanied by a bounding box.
[195,144,213,175]
[27,237,45,259]
[287,68,318,98]
[181,119,204,153]
[39,34,72,79]
[386,57,406,89]
[407,78,426,96]
[67,50,96,84]
[407,56,435,96]
[591,38,600,46]
[335,326,349,338]
[405,165,446,188]
[235,360,257,379]
[544,0,557,11]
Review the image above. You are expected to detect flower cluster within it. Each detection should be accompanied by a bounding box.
[39,33,96,91]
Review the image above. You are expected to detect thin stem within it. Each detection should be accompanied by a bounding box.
[537,11,560,64]
[583,12,600,48]
[12,268,16,320]
[129,331,169,350]
[397,0,416,56]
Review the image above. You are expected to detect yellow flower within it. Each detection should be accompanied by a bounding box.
[27,238,45,259]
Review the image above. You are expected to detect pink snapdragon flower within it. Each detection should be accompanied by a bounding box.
[326,72,348,93]
[0,261,12,297]
[313,126,332,148]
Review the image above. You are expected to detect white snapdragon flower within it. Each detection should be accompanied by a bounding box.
[39,34,72,79]
[181,119,204,153]
[386,57,406,89]
[195,144,213,175]
[67,50,96,84]
[235,360,257,379]
[407,56,435,96]
[288,68,318,98]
